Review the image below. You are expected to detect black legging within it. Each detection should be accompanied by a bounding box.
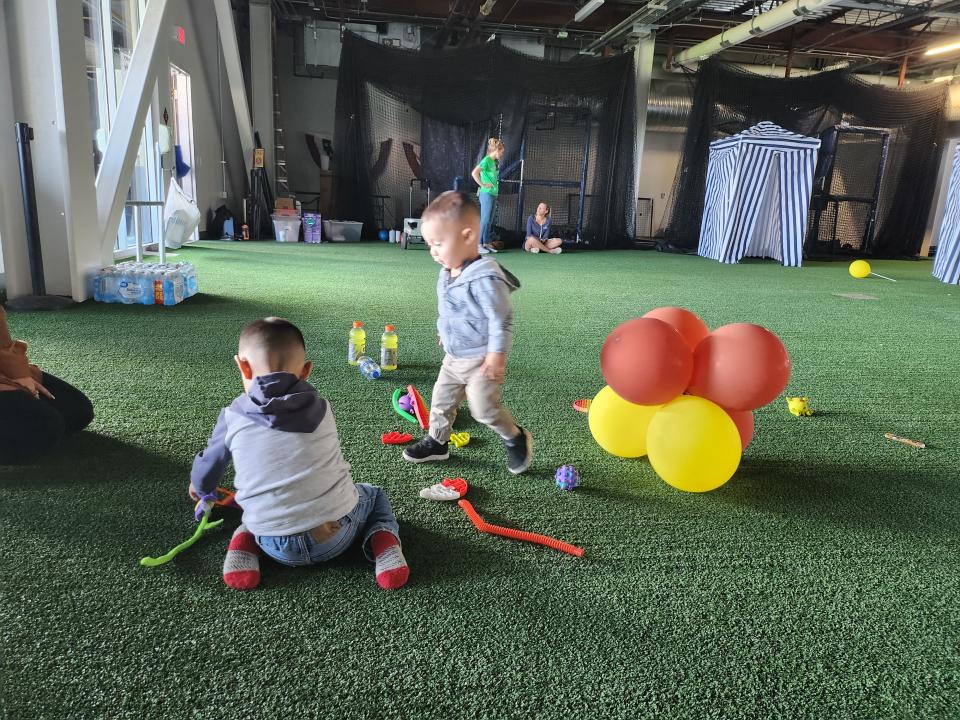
[0,373,94,464]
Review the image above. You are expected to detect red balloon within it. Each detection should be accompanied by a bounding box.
[642,307,710,352]
[725,408,754,451]
[600,318,693,405]
[687,323,791,411]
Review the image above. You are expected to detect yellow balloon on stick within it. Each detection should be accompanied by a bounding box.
[646,395,742,492]
[588,385,662,458]
[849,260,871,279]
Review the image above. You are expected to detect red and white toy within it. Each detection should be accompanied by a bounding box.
[419,477,468,502]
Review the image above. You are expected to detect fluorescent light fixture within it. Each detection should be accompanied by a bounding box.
[574,0,604,23]
[933,74,955,83]
[926,39,960,56]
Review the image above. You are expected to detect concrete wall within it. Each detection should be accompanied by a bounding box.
[501,35,545,58]
[276,25,337,195]
[637,131,684,234]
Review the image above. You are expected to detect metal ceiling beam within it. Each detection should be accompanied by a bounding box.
[584,0,709,51]
[835,0,960,18]
[674,0,839,64]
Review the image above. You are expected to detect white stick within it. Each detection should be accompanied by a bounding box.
[870,272,896,282]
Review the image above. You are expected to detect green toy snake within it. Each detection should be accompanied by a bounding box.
[140,504,224,567]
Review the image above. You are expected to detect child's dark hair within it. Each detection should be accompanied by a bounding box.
[239,317,306,365]
[422,190,480,225]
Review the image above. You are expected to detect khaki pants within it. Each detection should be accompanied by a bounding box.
[428,354,518,444]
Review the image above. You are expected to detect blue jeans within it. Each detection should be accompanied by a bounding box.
[255,483,401,566]
[479,191,496,246]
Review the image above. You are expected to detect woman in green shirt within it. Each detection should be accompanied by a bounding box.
[471,137,505,254]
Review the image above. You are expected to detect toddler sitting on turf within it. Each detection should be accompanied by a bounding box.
[402,190,533,474]
[189,317,409,591]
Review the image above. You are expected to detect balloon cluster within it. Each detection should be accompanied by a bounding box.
[588,307,791,493]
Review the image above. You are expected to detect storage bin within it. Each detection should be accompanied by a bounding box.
[272,214,302,242]
[322,220,363,243]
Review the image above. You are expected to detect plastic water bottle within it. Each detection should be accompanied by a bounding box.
[380,324,398,371]
[116,267,142,304]
[356,355,381,380]
[348,321,366,365]
[162,269,184,306]
[179,262,198,297]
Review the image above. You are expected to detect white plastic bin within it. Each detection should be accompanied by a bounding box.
[272,214,302,242]
[322,220,363,243]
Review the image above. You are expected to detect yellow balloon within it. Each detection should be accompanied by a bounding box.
[646,396,742,492]
[849,260,871,279]
[588,385,662,458]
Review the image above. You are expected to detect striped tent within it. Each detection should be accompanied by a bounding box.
[698,122,821,267]
[933,144,960,285]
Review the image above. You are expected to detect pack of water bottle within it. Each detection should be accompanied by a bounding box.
[92,261,199,306]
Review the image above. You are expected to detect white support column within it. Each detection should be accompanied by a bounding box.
[249,0,274,187]
[95,0,172,263]
[214,0,254,178]
[49,0,101,301]
[0,0,29,298]
[632,31,656,238]
[922,138,958,258]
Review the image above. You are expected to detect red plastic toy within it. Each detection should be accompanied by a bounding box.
[381,431,414,445]
[408,385,430,429]
[442,477,468,496]
[572,398,591,414]
[457,500,584,557]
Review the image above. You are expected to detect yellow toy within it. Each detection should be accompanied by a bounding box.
[786,397,813,417]
[449,432,471,449]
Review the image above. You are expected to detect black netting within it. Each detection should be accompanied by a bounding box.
[661,61,947,258]
[807,126,889,255]
[334,32,636,247]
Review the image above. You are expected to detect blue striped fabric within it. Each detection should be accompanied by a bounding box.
[933,145,960,285]
[698,122,820,267]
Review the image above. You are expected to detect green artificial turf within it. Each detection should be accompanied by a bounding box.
[2,241,958,719]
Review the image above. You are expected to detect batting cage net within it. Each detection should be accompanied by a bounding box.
[661,61,947,258]
[334,32,636,248]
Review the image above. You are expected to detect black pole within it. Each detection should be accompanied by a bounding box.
[16,123,44,295]
[6,123,74,311]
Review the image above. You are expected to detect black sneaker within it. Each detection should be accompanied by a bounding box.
[504,427,533,475]
[403,435,450,464]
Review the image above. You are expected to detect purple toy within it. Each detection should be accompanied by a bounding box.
[555,465,580,491]
[398,394,415,413]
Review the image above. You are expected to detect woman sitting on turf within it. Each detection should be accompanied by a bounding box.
[524,203,563,255]
[0,305,93,464]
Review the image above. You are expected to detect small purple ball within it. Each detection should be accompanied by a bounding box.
[398,394,414,413]
[555,465,580,491]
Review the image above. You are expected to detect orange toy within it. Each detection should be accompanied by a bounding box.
[214,486,238,507]
[457,500,584,558]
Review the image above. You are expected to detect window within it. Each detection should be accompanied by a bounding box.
[82,0,162,254]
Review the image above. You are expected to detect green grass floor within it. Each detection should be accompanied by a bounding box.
[2,241,959,719]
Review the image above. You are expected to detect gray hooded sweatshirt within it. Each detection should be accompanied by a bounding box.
[190,372,358,536]
[437,257,521,358]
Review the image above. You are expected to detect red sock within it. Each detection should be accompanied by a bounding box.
[223,525,261,590]
[370,531,409,590]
